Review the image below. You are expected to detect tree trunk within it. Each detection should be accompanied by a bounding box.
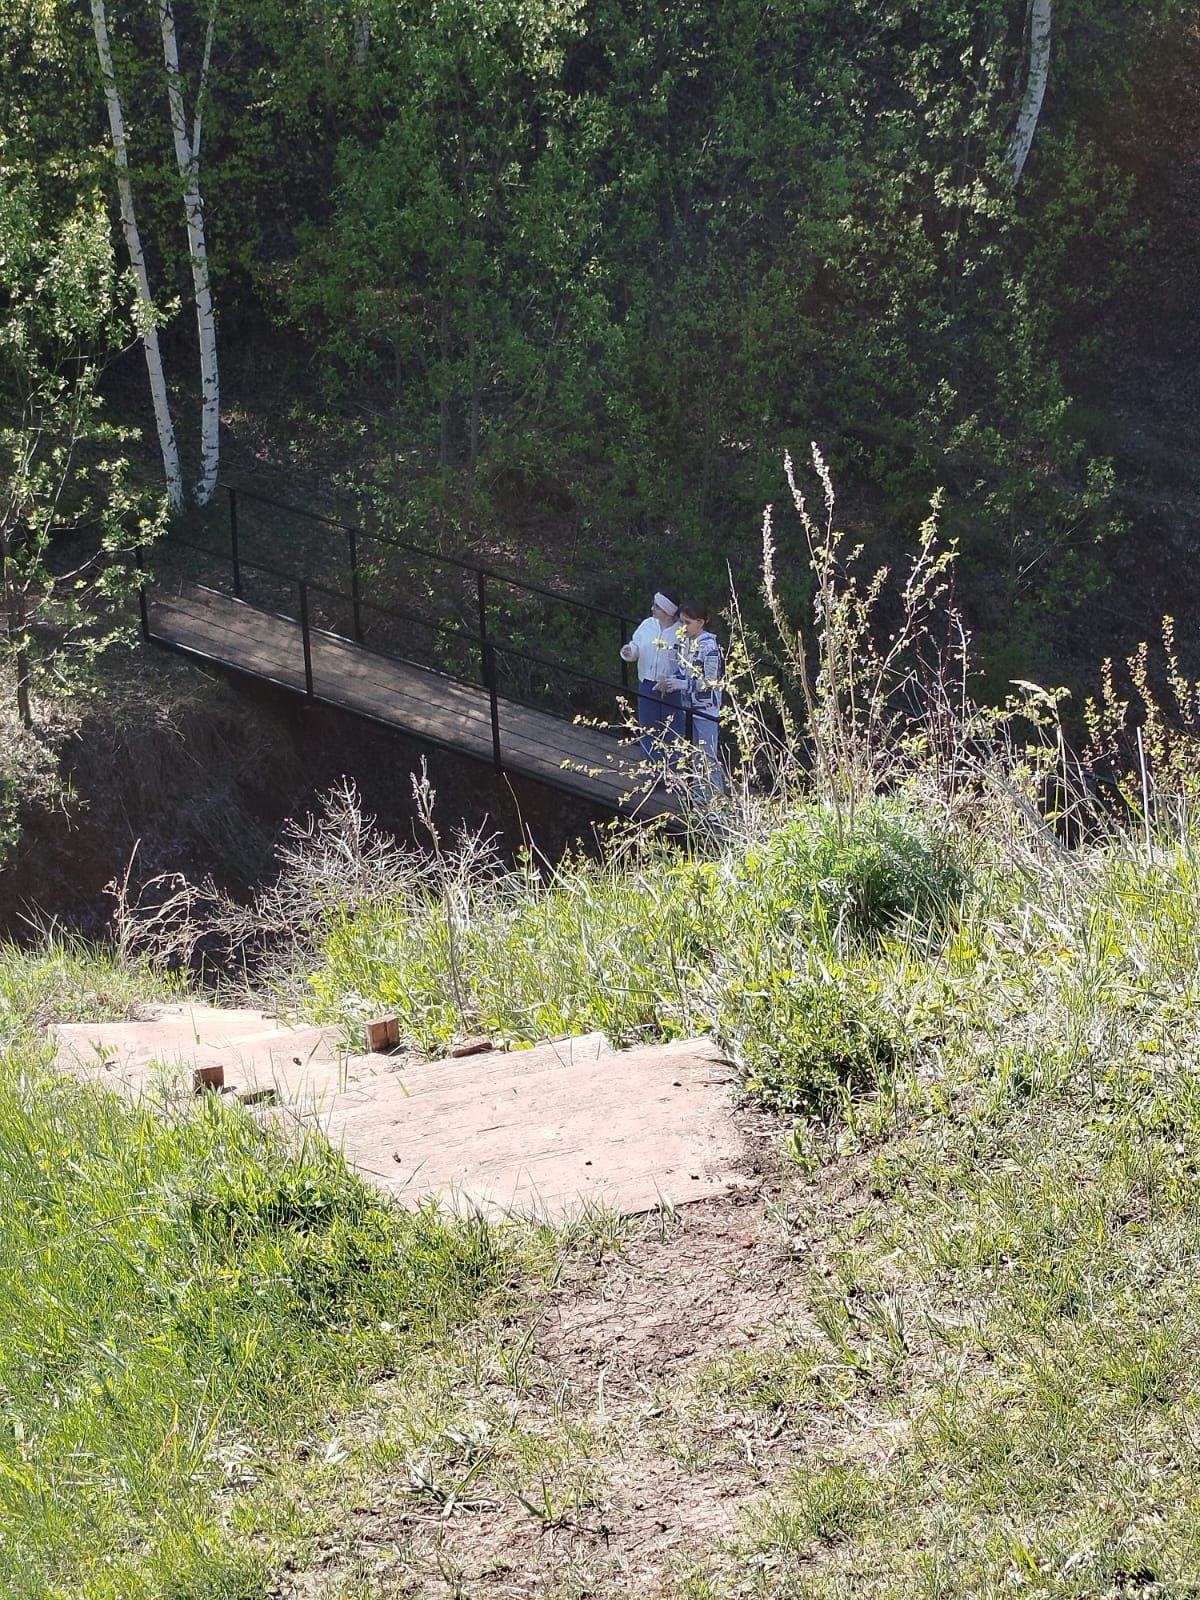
[0,539,28,725]
[90,0,184,510]
[6,572,32,727]
[438,299,450,466]
[353,8,371,67]
[161,0,220,505]
[15,641,32,729]
[468,371,481,479]
[1009,0,1052,185]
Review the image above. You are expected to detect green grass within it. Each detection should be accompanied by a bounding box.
[660,827,1200,1597]
[0,939,552,1600]
[306,798,963,1118]
[12,803,1200,1595]
[0,934,188,1046]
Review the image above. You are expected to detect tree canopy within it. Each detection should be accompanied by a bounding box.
[0,0,1191,687]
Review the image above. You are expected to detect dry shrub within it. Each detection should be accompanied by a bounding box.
[108,777,424,986]
[727,444,1084,863]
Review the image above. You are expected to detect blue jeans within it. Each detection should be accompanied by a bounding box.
[637,680,682,761]
[691,710,726,795]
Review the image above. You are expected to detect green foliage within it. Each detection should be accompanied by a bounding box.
[0,154,164,739]
[759,806,968,941]
[309,846,697,1053]
[718,965,901,1117]
[303,797,962,1125]
[2,0,1189,666]
[0,933,182,1048]
[18,743,1200,1594]
[665,814,1200,1599]
[746,1465,874,1551]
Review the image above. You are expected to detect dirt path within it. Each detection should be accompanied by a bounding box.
[52,1005,805,1595]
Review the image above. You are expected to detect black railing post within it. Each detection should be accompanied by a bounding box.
[228,486,242,598]
[136,545,150,641]
[299,581,314,699]
[476,568,487,666]
[348,526,363,642]
[483,640,502,771]
[685,705,694,743]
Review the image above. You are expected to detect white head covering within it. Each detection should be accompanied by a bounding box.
[653,591,678,616]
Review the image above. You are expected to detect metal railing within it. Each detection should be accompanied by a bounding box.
[220,481,636,696]
[140,531,693,777]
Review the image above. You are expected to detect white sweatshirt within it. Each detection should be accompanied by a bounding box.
[623,616,679,683]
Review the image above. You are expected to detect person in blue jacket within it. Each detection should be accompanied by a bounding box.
[675,600,725,796]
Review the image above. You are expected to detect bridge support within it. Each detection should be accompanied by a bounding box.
[299,581,314,698]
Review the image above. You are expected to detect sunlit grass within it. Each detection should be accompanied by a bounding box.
[0,941,545,1600]
[11,799,1200,1595]
[306,798,965,1113]
[662,822,1200,1597]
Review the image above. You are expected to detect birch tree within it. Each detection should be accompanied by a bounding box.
[1009,0,1052,184]
[89,0,184,509]
[160,0,220,504]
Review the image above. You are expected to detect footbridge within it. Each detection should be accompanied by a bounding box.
[139,484,677,818]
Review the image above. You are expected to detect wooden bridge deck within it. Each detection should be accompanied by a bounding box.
[147,581,671,816]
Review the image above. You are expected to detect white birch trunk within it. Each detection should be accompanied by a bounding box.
[161,0,220,506]
[1008,0,1052,185]
[353,9,371,67]
[90,0,184,509]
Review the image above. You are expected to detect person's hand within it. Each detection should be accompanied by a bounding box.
[620,643,637,662]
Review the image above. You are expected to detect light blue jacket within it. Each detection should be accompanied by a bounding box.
[675,629,723,714]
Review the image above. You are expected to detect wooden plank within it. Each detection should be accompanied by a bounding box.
[150,590,620,763]
[163,586,640,758]
[152,587,643,770]
[323,1036,745,1218]
[149,595,593,765]
[54,1011,746,1221]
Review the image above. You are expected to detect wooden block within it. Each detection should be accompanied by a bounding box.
[193,1063,225,1092]
[237,1086,278,1107]
[450,1036,494,1059]
[365,1016,401,1053]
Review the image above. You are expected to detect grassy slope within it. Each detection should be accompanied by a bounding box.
[291,799,1200,1595]
[0,944,576,1600]
[6,798,1200,1596]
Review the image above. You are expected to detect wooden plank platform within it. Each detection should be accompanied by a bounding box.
[146,581,673,817]
[52,1007,749,1220]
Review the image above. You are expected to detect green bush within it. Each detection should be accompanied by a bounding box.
[717,966,901,1117]
[757,804,967,941]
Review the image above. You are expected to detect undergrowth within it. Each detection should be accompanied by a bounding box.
[665,821,1200,1599]
[296,793,962,1118]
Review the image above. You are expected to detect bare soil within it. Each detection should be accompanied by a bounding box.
[272,1113,878,1600]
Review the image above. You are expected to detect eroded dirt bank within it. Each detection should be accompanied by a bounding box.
[0,649,609,938]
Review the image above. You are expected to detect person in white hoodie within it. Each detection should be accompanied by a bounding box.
[619,591,681,760]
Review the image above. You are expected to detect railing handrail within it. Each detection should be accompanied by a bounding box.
[161,533,483,653]
[489,635,679,708]
[141,535,695,798]
[217,479,633,629]
[157,535,670,706]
